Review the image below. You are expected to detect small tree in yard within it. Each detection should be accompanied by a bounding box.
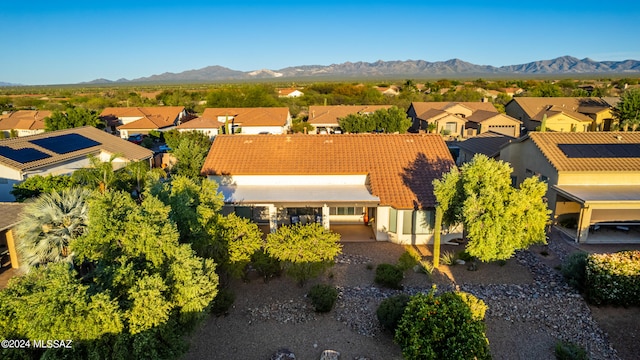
[433,154,550,262]
[395,287,490,360]
[265,223,342,286]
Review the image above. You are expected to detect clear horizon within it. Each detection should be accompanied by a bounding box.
[2,1,639,85]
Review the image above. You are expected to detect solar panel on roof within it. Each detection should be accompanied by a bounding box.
[0,146,51,163]
[30,133,101,154]
[558,144,640,158]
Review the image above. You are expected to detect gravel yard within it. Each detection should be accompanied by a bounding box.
[184,230,635,360]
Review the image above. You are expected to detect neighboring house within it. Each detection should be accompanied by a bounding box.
[499,87,524,97]
[99,106,189,138]
[407,101,517,138]
[0,126,154,201]
[0,202,26,270]
[189,107,292,135]
[201,133,460,245]
[456,131,515,165]
[307,105,393,134]
[175,116,220,139]
[465,110,522,137]
[277,88,304,98]
[0,110,51,138]
[505,97,617,133]
[376,86,400,96]
[500,131,640,244]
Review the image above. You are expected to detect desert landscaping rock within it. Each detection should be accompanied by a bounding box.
[185,233,628,360]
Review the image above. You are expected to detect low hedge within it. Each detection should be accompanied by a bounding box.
[585,250,640,306]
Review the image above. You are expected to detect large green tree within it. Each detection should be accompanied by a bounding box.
[14,187,91,269]
[163,130,211,178]
[338,106,412,133]
[434,155,550,262]
[613,88,640,131]
[265,223,342,286]
[44,107,103,131]
[11,174,78,202]
[150,176,262,281]
[3,190,219,359]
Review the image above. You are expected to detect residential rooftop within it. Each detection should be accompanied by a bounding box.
[201,133,454,209]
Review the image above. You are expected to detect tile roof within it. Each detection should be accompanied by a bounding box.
[456,131,515,158]
[100,106,184,120]
[466,110,521,124]
[176,116,221,129]
[510,97,610,122]
[528,132,640,172]
[0,203,26,230]
[117,114,176,130]
[0,126,154,172]
[0,110,51,130]
[307,105,393,126]
[202,134,454,209]
[410,102,498,120]
[201,107,290,127]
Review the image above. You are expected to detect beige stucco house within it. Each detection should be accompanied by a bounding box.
[505,97,618,132]
[100,106,189,137]
[407,102,520,138]
[184,107,291,135]
[0,126,154,201]
[201,133,461,245]
[500,131,640,243]
[0,110,50,138]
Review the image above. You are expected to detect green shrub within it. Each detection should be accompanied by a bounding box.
[397,248,422,271]
[375,263,403,289]
[555,341,587,360]
[395,288,490,360]
[457,250,474,262]
[419,259,435,275]
[376,294,410,332]
[455,291,487,321]
[251,250,282,282]
[586,250,640,306]
[308,284,338,313]
[210,288,235,316]
[440,250,457,266]
[561,251,588,291]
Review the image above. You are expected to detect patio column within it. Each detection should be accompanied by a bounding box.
[6,229,20,269]
[322,204,330,230]
[576,205,592,243]
[268,204,278,233]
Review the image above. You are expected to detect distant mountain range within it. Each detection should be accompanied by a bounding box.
[3,56,640,86]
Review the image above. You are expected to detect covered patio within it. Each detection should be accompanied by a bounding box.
[217,175,380,236]
[553,185,640,243]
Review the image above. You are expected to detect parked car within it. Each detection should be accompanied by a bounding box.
[127,134,144,144]
[158,144,171,152]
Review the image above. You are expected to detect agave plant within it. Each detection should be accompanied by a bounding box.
[15,187,91,269]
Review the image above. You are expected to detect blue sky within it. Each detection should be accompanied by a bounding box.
[2,1,639,85]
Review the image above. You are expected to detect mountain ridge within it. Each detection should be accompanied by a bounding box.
[3,56,639,86]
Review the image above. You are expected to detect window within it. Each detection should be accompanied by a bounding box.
[445,122,457,133]
[401,210,435,235]
[389,208,397,233]
[329,207,357,215]
[540,175,548,183]
[402,210,413,234]
[525,168,533,176]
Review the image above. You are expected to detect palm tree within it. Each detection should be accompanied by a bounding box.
[15,187,91,269]
[72,154,122,193]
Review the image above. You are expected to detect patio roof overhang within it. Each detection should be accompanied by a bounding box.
[218,184,380,208]
[553,185,640,207]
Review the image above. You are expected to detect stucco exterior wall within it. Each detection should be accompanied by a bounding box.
[239,126,286,135]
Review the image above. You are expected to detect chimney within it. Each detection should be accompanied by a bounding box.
[312,111,315,118]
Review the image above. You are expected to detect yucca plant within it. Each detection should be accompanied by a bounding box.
[15,187,91,269]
